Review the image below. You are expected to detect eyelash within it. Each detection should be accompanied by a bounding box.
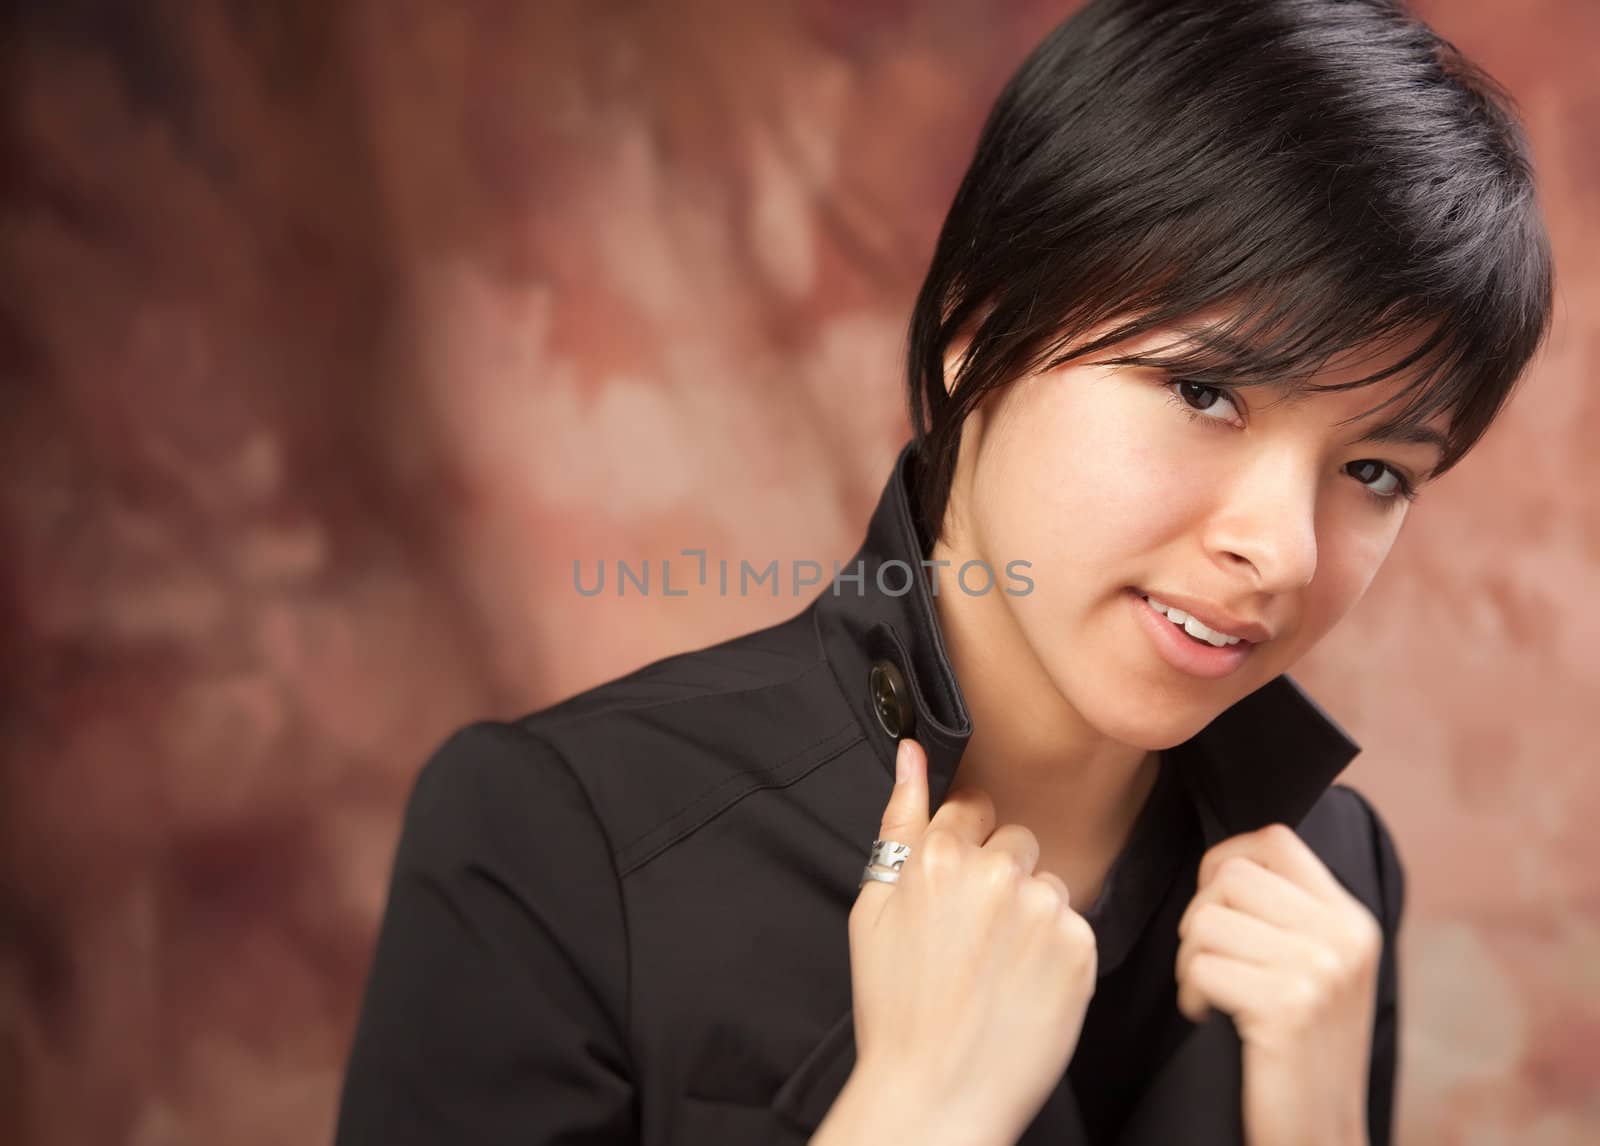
[1163,379,1420,507]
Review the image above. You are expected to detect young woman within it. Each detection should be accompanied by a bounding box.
[334,2,1553,1144]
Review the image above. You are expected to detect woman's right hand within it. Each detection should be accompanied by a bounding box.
[843,736,1099,1145]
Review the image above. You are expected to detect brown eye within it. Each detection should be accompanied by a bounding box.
[1168,379,1242,424]
[1346,459,1406,498]
[1178,381,1222,410]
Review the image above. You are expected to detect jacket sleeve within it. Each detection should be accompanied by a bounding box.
[334,720,637,1144]
[1350,789,1406,1146]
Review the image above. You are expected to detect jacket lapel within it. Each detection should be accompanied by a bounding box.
[1114,1010,1246,1145]
[1107,681,1361,1146]
[771,1004,1097,1144]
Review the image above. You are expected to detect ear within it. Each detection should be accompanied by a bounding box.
[941,333,976,399]
[941,300,999,398]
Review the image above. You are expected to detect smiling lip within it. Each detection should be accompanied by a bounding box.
[1133,588,1273,645]
[1127,589,1255,679]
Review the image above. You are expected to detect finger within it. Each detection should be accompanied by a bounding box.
[927,779,998,848]
[1198,823,1351,907]
[1175,902,1318,990]
[1182,856,1327,938]
[1177,952,1277,1025]
[982,822,1042,879]
[854,738,931,916]
[1033,869,1072,909]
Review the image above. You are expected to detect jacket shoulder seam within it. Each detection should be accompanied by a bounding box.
[527,649,830,734]
[510,724,639,1054]
[614,719,863,877]
[811,602,865,736]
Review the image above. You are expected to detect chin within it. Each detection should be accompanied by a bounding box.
[1079,696,1214,754]
[1130,720,1209,753]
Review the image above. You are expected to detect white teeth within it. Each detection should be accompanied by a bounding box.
[1183,614,1229,646]
[1143,594,1243,647]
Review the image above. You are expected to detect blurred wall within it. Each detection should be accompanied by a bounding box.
[1,2,1595,1143]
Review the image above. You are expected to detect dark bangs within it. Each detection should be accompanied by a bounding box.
[906,0,1555,542]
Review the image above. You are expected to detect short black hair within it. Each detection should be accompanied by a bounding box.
[906,0,1555,545]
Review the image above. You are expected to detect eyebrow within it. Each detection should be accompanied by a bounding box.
[1353,423,1448,454]
[1146,318,1452,460]
[1262,389,1449,470]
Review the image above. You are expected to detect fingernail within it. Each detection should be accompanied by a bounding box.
[896,738,910,783]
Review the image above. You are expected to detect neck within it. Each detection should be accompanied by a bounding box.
[927,535,1160,885]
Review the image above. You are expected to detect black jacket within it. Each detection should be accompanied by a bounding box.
[335,440,1405,1146]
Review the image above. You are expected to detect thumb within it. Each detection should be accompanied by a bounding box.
[880,736,930,845]
[852,738,930,925]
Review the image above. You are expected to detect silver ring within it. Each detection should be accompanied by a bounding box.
[869,839,912,868]
[858,838,913,889]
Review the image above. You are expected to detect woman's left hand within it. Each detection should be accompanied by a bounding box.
[1175,822,1383,1146]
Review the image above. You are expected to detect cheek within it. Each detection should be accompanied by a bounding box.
[1095,434,1212,551]
[1294,521,1402,643]
[983,391,1210,577]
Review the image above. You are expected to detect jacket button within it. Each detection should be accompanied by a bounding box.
[868,658,913,740]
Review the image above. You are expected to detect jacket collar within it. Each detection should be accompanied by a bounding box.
[811,439,1361,843]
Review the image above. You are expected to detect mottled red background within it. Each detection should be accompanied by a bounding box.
[1,2,1595,1144]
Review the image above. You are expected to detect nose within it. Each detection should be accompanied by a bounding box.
[1204,461,1319,593]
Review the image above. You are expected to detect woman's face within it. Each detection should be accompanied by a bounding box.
[937,317,1449,751]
